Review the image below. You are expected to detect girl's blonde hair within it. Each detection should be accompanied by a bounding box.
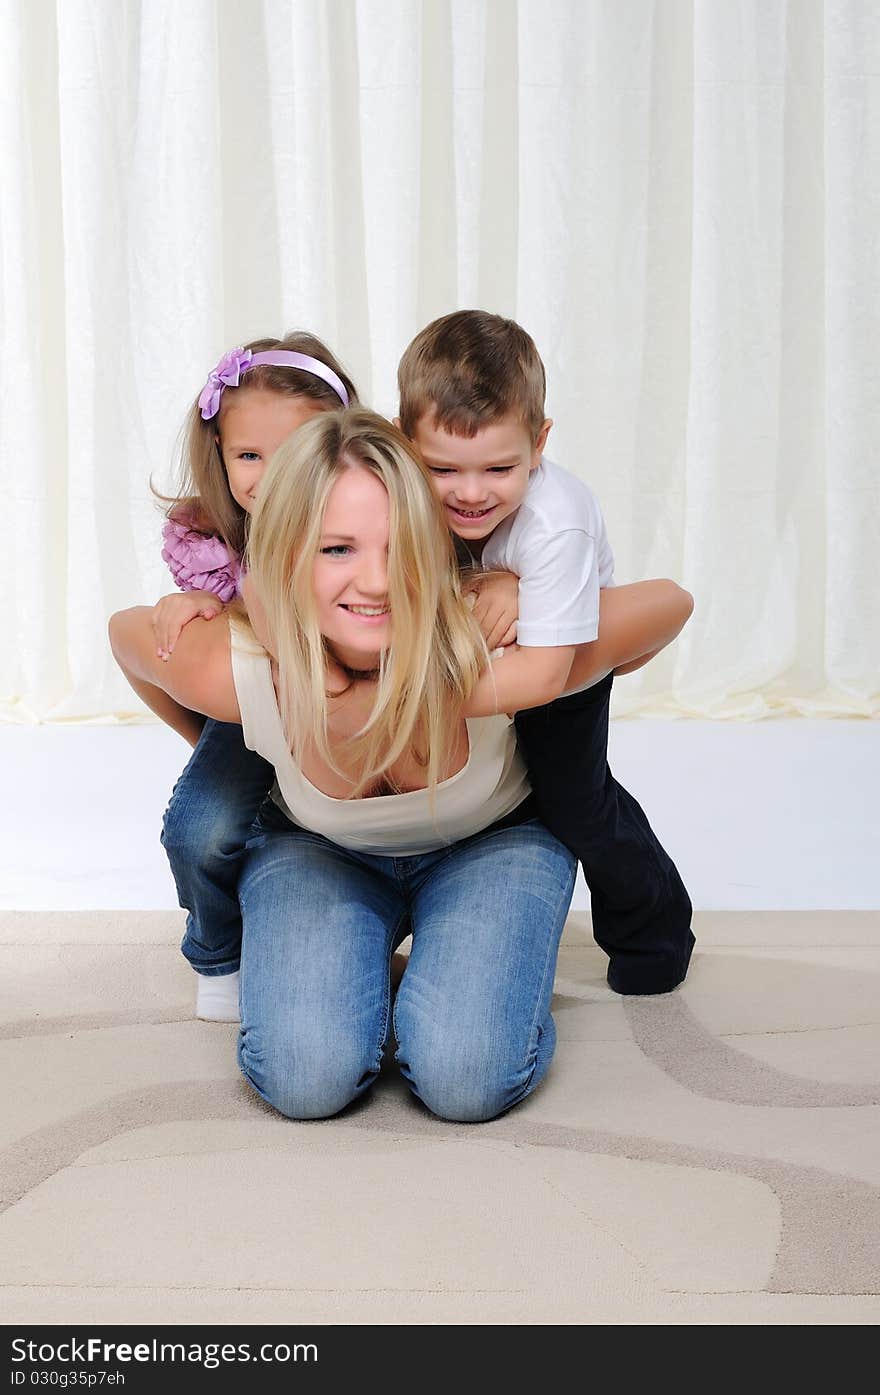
[156,331,359,557]
[247,408,487,799]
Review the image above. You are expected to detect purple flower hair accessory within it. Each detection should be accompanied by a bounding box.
[196,345,349,420]
[198,346,254,420]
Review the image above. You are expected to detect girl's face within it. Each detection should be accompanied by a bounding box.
[219,388,326,513]
[313,464,391,671]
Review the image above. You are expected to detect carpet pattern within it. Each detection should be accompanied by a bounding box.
[1,911,878,1325]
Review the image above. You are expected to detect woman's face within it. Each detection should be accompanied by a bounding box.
[219,388,327,513]
[313,464,391,670]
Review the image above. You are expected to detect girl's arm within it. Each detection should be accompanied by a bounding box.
[161,515,241,601]
[108,607,241,742]
[153,516,241,659]
[151,590,226,661]
[463,580,693,716]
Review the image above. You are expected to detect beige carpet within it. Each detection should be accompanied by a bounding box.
[1,909,878,1326]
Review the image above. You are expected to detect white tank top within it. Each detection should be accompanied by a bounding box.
[229,616,530,855]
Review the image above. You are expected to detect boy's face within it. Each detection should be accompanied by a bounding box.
[409,410,552,542]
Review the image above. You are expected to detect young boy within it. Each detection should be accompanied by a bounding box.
[397,310,694,995]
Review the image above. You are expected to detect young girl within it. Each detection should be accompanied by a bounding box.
[152,332,358,1022]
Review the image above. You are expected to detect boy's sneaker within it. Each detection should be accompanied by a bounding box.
[195,970,240,1023]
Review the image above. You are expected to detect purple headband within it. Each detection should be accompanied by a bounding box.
[198,346,349,420]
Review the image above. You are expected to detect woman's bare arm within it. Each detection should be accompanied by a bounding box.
[108,607,241,740]
[114,667,207,747]
[565,580,694,694]
[464,580,693,715]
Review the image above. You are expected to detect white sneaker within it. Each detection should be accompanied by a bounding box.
[195,970,241,1023]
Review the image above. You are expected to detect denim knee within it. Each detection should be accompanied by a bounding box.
[161,728,270,872]
[397,1029,527,1123]
[161,790,243,870]
[406,1059,514,1122]
[237,1024,375,1121]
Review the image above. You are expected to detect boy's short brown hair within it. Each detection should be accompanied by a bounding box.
[397,310,547,441]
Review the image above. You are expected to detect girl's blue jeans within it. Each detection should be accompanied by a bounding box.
[237,799,576,1123]
[161,720,274,977]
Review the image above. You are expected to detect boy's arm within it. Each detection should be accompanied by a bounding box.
[465,580,694,716]
[108,607,241,741]
[464,644,576,717]
[463,570,519,650]
[463,528,596,714]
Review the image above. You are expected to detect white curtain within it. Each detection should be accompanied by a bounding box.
[3,0,878,721]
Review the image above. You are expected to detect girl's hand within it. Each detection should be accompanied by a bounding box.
[151,590,225,660]
[465,570,519,651]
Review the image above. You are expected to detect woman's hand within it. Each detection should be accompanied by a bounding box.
[464,570,519,651]
[151,590,225,661]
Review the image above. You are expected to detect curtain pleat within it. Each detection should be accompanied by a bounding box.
[2,0,877,720]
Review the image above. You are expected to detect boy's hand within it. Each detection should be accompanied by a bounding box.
[151,590,225,661]
[464,570,519,651]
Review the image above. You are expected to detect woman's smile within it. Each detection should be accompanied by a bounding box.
[313,466,394,667]
[339,602,391,625]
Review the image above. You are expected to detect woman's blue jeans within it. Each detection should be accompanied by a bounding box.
[237,803,576,1124]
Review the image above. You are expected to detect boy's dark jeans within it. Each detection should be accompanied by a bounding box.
[514,673,694,994]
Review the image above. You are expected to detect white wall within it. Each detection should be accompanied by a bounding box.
[3,721,876,912]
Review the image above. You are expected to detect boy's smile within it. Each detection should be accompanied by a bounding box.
[410,411,552,544]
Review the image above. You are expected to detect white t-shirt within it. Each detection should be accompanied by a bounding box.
[228,616,530,856]
[465,458,615,647]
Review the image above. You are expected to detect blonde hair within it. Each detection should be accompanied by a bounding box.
[155,331,359,557]
[397,309,547,441]
[247,408,487,798]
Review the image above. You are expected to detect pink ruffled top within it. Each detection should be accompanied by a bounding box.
[161,518,243,603]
